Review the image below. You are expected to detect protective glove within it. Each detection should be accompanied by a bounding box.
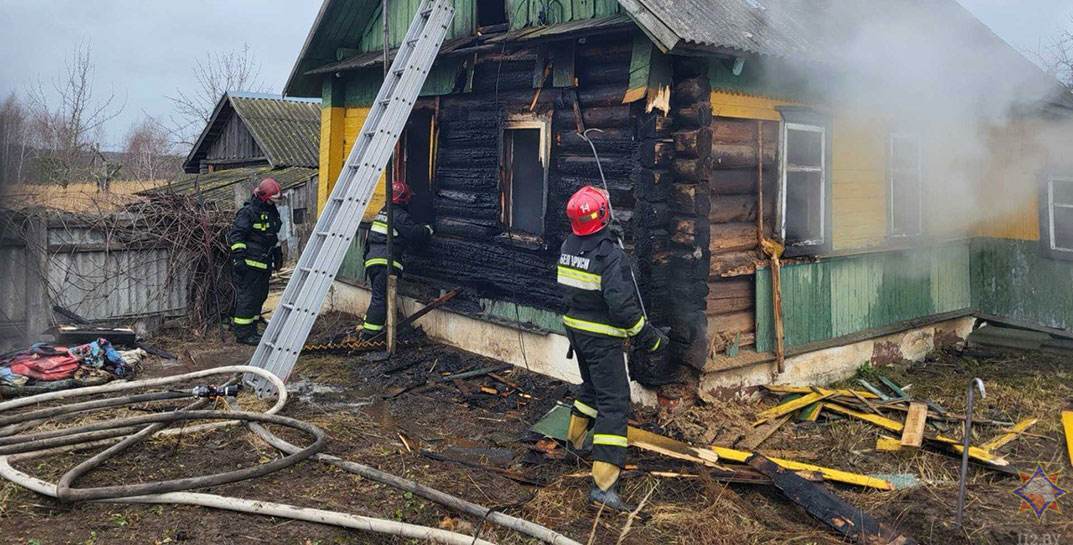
[634,323,670,353]
[608,218,625,241]
[424,224,435,237]
[271,246,284,271]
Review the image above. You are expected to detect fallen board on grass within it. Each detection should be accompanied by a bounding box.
[900,402,928,448]
[748,455,919,545]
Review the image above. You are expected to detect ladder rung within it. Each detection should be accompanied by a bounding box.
[315,231,330,237]
[281,303,295,311]
[379,98,391,106]
[420,8,432,17]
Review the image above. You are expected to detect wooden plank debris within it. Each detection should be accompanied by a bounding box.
[855,379,891,401]
[738,414,791,450]
[755,392,834,424]
[875,435,902,452]
[765,385,880,399]
[900,402,928,448]
[980,418,1038,452]
[798,402,823,422]
[626,428,725,468]
[747,455,919,545]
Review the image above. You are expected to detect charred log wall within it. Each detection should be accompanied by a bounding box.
[405,37,640,315]
[651,57,712,372]
[707,117,780,352]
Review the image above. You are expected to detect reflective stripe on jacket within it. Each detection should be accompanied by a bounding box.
[227,198,282,262]
[557,230,646,339]
[363,204,431,270]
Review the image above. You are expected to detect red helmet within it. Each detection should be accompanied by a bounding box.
[566,186,610,236]
[254,178,282,202]
[392,179,413,205]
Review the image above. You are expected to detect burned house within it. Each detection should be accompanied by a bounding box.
[283,0,1073,400]
[157,92,322,260]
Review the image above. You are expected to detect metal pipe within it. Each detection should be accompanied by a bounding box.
[956,377,985,527]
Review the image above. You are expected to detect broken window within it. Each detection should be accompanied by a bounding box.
[292,208,307,225]
[778,113,830,254]
[399,109,436,223]
[889,134,923,237]
[1046,175,1073,256]
[476,0,507,28]
[500,118,549,239]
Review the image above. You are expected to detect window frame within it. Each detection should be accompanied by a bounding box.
[887,132,924,238]
[776,107,833,256]
[1042,173,1073,260]
[499,114,551,242]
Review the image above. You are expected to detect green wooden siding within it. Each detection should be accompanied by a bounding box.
[360,0,475,53]
[972,238,1073,331]
[755,243,973,351]
[337,235,368,284]
[506,0,620,30]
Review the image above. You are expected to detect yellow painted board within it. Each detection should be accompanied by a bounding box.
[980,418,1038,452]
[626,426,894,490]
[876,435,903,452]
[755,392,833,424]
[823,403,1006,466]
[764,385,880,400]
[1062,411,1073,467]
[900,402,928,448]
[799,402,823,422]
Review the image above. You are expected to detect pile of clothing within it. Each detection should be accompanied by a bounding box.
[0,338,146,392]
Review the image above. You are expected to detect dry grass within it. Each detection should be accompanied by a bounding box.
[0,180,169,213]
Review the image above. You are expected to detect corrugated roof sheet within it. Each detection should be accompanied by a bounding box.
[145,166,316,206]
[229,94,321,169]
[182,93,321,173]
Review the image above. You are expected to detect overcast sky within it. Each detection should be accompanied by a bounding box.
[0,0,1070,150]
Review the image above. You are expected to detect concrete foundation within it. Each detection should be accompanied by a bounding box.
[699,316,976,401]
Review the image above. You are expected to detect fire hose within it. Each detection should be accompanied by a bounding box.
[0,366,582,545]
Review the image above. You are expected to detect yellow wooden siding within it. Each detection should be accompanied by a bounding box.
[318,106,386,221]
[972,122,1042,241]
[831,113,889,250]
[709,91,788,121]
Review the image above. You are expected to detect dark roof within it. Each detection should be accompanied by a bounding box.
[285,0,380,97]
[145,166,316,206]
[182,92,321,173]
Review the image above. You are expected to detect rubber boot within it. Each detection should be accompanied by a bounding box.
[566,413,592,450]
[589,461,636,513]
[234,325,262,346]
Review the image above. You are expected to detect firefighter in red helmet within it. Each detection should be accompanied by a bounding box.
[358,180,434,340]
[558,185,669,511]
[227,178,284,345]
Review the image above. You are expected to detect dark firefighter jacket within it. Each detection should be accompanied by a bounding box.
[363,204,431,272]
[557,230,647,339]
[227,198,282,270]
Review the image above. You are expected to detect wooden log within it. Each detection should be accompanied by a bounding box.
[637,112,674,139]
[633,169,672,202]
[711,168,760,196]
[709,222,758,253]
[670,183,709,215]
[706,310,754,336]
[674,105,712,129]
[673,128,712,159]
[712,118,760,144]
[557,155,637,179]
[711,142,776,169]
[673,158,708,182]
[672,77,711,105]
[577,83,631,108]
[555,128,636,153]
[710,250,763,278]
[707,278,754,314]
[553,105,632,128]
[710,194,757,224]
[576,56,630,86]
[640,140,673,168]
[747,455,920,545]
[671,218,705,246]
[673,56,709,79]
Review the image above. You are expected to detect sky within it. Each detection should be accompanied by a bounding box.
[0,0,1070,150]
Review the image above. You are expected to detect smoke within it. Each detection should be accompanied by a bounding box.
[760,0,1073,240]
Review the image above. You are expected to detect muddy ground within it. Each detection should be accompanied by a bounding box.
[2,319,1072,545]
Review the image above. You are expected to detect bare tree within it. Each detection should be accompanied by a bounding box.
[28,42,124,187]
[167,43,265,147]
[122,117,176,181]
[0,93,31,187]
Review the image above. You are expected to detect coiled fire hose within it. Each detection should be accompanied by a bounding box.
[0,366,582,545]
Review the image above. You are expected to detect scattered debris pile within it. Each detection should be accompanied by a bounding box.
[0,336,145,397]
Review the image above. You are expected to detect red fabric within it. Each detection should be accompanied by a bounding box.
[391,180,413,204]
[566,186,610,236]
[9,353,80,381]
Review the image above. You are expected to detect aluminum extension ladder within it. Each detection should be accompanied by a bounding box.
[246,0,455,395]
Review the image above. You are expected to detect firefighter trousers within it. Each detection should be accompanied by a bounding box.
[232,266,270,338]
[569,330,630,467]
[361,265,389,335]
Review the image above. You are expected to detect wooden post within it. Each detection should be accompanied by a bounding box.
[24,217,49,343]
[387,274,397,354]
[755,120,785,374]
[383,0,397,354]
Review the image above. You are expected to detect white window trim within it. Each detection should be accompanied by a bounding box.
[779,122,827,246]
[502,115,551,236]
[887,133,924,238]
[1048,175,1073,252]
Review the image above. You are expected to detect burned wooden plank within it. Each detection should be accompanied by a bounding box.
[738,414,791,450]
[747,455,918,545]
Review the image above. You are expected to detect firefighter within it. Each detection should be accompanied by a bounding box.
[359,180,433,340]
[228,178,284,345]
[557,185,669,512]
